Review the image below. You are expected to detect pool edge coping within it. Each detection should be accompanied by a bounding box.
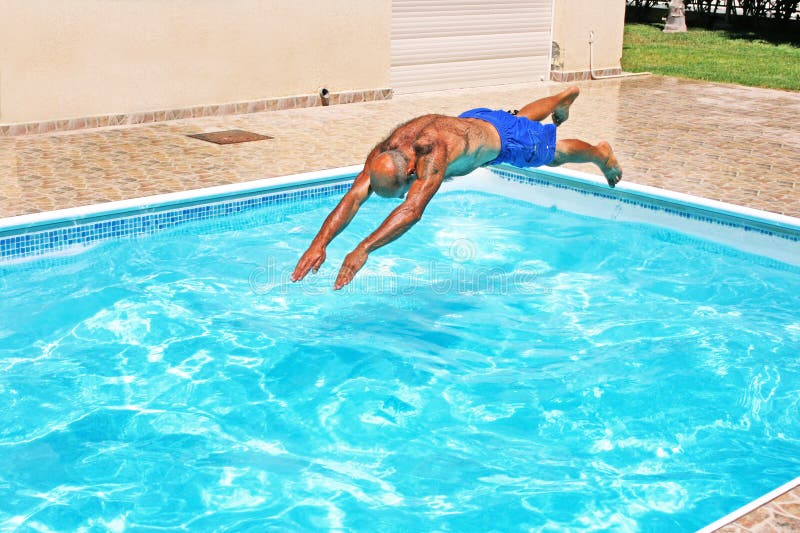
[3,164,800,265]
[695,476,800,533]
[494,164,800,234]
[3,164,800,237]
[0,164,364,235]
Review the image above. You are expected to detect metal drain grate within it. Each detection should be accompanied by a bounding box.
[187,129,273,145]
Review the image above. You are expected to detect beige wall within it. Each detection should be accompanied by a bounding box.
[551,0,626,74]
[0,1,628,126]
[0,0,391,124]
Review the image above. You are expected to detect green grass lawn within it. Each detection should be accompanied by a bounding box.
[622,23,800,91]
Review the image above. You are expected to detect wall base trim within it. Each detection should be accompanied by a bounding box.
[0,88,393,137]
[550,68,622,82]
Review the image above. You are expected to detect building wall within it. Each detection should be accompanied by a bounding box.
[551,0,627,80]
[0,0,627,129]
[0,0,391,124]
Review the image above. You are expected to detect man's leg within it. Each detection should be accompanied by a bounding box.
[550,139,623,188]
[517,86,580,126]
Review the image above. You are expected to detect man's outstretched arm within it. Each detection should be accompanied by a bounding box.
[291,169,372,282]
[334,146,447,290]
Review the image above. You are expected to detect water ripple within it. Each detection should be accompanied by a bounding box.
[1,191,799,531]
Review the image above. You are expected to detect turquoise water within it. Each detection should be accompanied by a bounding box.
[1,190,799,532]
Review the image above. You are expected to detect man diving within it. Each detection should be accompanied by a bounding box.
[291,86,622,290]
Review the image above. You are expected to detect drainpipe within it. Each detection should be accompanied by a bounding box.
[589,31,651,80]
[319,87,331,106]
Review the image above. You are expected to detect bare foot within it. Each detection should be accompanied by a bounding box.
[551,86,580,127]
[597,141,623,188]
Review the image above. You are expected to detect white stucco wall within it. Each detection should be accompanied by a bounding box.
[0,0,391,124]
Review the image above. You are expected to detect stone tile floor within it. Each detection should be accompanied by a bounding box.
[1,75,799,530]
[1,76,799,219]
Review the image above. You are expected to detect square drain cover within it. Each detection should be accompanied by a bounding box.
[188,129,273,145]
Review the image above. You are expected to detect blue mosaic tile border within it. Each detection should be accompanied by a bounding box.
[3,166,798,265]
[491,167,800,243]
[0,181,351,263]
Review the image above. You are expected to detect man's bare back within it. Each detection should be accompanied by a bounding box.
[375,114,502,181]
[292,86,622,290]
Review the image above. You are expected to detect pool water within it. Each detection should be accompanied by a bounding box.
[1,190,799,531]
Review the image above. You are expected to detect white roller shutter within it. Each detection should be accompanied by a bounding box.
[391,0,554,94]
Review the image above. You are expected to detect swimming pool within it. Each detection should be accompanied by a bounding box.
[1,166,799,531]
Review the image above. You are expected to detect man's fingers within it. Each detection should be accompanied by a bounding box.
[292,249,325,282]
[334,272,352,291]
[312,255,325,273]
[334,265,356,291]
[334,251,367,290]
[290,266,308,282]
[293,257,316,281]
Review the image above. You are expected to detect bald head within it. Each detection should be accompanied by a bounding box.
[369,150,410,198]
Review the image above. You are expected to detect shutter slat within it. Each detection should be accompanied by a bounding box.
[391,0,553,94]
[392,33,551,66]
[392,56,551,93]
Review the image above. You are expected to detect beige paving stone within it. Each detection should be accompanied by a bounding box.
[717,525,748,533]
[750,524,784,533]
[738,507,776,529]
[775,491,800,505]
[773,513,800,530]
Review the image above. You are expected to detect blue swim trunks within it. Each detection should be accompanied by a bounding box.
[458,108,557,167]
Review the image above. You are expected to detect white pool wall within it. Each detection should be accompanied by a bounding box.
[444,167,800,267]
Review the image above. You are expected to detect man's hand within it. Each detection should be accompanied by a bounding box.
[291,244,326,282]
[334,248,368,290]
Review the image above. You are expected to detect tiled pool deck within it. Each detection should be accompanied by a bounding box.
[1,75,799,530]
[2,76,800,219]
[710,481,800,532]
